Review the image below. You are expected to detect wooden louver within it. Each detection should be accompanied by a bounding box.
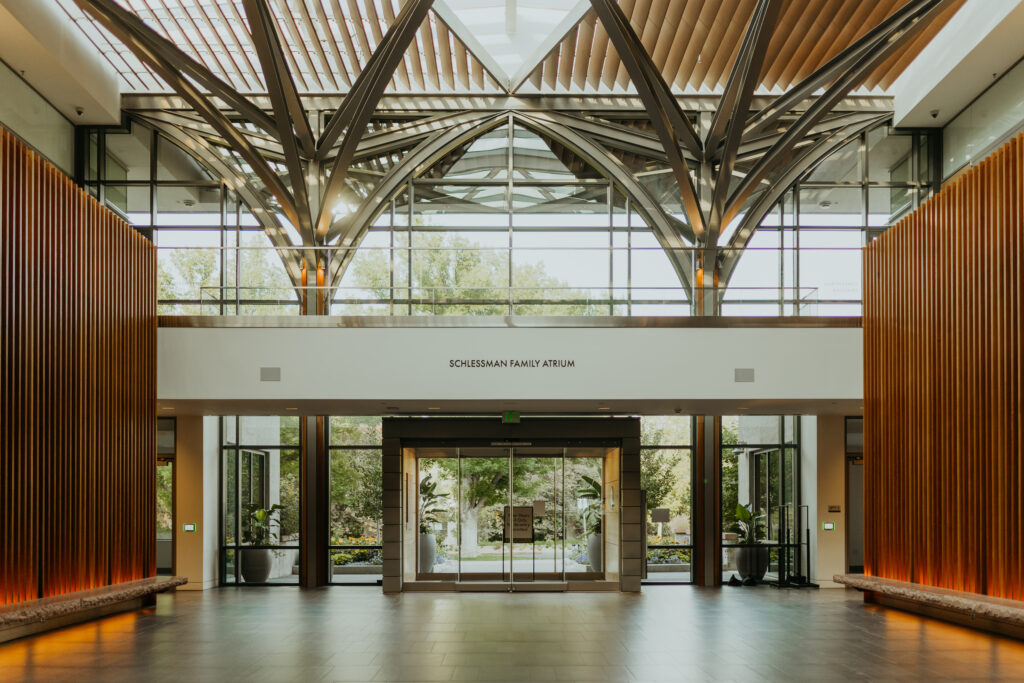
[0,128,157,606]
[863,131,1024,600]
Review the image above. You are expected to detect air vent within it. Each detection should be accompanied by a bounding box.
[734,368,755,383]
[259,367,281,382]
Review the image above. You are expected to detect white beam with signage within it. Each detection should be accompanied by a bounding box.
[157,326,863,415]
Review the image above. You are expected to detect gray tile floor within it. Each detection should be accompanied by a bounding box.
[2,586,1024,682]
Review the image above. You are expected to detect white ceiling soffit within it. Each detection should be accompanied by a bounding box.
[0,0,120,124]
[434,0,591,92]
[891,0,1024,127]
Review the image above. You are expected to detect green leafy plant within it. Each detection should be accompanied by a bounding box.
[418,473,449,535]
[731,503,765,544]
[576,474,603,536]
[242,503,283,546]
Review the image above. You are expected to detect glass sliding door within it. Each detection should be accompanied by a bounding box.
[510,448,564,581]
[411,444,613,584]
[455,448,509,581]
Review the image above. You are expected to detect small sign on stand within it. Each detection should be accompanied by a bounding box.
[502,505,534,542]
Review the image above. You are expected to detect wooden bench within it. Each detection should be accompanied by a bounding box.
[0,576,187,643]
[835,573,1024,640]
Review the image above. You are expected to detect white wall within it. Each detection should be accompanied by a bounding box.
[801,415,848,588]
[158,326,863,414]
[174,416,220,590]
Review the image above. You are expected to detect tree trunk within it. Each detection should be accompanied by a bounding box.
[460,505,481,558]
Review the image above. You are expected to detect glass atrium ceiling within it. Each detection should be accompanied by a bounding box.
[57,0,961,96]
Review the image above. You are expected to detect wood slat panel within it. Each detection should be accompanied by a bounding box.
[864,131,1024,601]
[0,128,156,607]
[522,0,963,94]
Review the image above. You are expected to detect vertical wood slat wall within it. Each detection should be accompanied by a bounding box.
[0,128,156,607]
[864,131,1023,600]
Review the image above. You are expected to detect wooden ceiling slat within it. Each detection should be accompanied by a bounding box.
[454,41,469,90]
[793,0,884,87]
[543,47,559,90]
[194,0,257,91]
[328,0,361,85]
[419,18,440,90]
[307,0,350,89]
[586,14,609,90]
[571,22,592,90]
[295,0,339,90]
[774,0,855,90]
[71,0,960,96]
[759,0,801,88]
[686,0,731,89]
[661,0,702,90]
[767,0,828,91]
[704,0,757,90]
[271,0,325,90]
[470,53,484,89]
[435,21,455,90]
[868,1,964,90]
[382,0,423,90]
[613,0,638,89]
[557,32,574,90]
[367,0,409,90]
[649,0,686,74]
[672,0,718,90]
[346,0,374,74]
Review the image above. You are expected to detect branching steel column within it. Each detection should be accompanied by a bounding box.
[728,0,956,226]
[705,0,782,246]
[243,0,315,242]
[74,0,304,235]
[73,0,276,136]
[589,0,706,242]
[313,0,436,240]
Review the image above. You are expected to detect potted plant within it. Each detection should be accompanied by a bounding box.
[577,475,603,573]
[240,503,283,583]
[732,503,769,584]
[418,473,448,573]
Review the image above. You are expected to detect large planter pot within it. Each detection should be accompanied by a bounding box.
[587,533,603,573]
[735,545,770,582]
[240,548,273,583]
[418,533,436,573]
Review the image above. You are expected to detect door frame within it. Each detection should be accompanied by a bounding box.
[381,417,642,593]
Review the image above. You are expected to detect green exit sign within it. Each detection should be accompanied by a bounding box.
[502,411,520,424]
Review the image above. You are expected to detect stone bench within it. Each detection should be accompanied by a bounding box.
[0,576,187,643]
[835,573,1024,640]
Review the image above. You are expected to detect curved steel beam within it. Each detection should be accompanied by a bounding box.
[717,114,889,289]
[518,112,693,293]
[313,0,436,240]
[73,0,276,136]
[323,112,506,290]
[137,114,305,289]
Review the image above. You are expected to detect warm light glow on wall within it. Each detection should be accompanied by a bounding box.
[0,128,157,606]
[863,131,1024,600]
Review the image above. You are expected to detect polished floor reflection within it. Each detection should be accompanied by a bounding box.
[2,587,1024,682]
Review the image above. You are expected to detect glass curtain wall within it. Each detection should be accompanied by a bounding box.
[720,416,801,584]
[332,120,689,316]
[79,118,298,315]
[220,416,302,585]
[640,416,694,584]
[327,417,383,585]
[722,125,936,315]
